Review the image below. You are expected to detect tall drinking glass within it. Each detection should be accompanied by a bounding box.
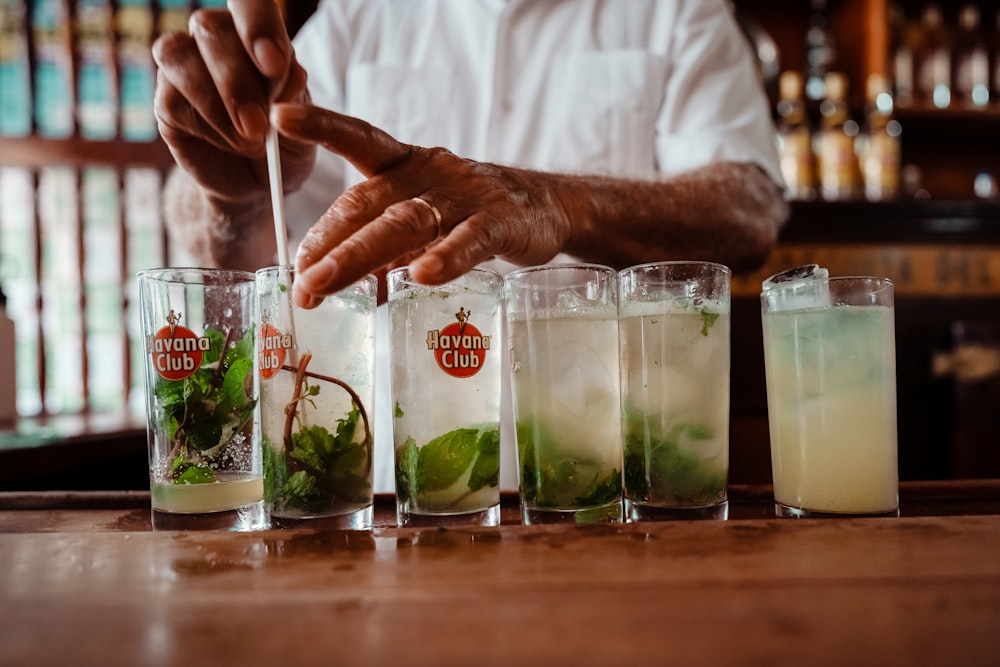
[137,268,265,531]
[388,267,503,527]
[504,264,623,525]
[761,266,899,517]
[256,267,376,530]
[619,261,731,521]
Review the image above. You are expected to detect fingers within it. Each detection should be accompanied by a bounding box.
[272,103,411,178]
[226,0,293,83]
[293,196,445,307]
[153,3,298,156]
[153,62,246,157]
[187,9,270,140]
[408,212,498,284]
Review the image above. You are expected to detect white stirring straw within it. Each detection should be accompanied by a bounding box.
[265,125,299,364]
[266,126,291,267]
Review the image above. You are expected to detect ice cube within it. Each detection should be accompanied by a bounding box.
[761,264,832,312]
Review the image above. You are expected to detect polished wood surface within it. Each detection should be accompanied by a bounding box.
[1,482,998,666]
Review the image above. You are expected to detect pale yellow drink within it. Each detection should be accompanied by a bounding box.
[763,304,898,515]
[151,474,264,514]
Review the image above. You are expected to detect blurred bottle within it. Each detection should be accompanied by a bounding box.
[914,3,952,108]
[994,11,1000,108]
[0,0,33,136]
[776,71,817,201]
[953,4,990,108]
[804,0,838,102]
[0,283,16,428]
[858,74,902,201]
[814,71,860,200]
[889,2,916,106]
[974,171,998,199]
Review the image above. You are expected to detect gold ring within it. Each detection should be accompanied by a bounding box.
[411,196,443,239]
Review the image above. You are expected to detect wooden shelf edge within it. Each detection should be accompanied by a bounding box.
[0,136,175,170]
[781,199,1000,244]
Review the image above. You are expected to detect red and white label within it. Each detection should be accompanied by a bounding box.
[426,307,490,379]
[259,323,293,379]
[150,314,210,381]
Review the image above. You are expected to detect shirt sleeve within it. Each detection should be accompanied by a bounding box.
[656,0,783,187]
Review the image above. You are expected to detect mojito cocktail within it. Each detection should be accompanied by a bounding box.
[257,267,375,529]
[505,264,623,525]
[619,261,731,520]
[138,268,265,531]
[388,267,503,527]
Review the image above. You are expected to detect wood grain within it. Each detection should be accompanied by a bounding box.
[0,484,998,666]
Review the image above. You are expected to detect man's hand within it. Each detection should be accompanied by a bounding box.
[271,103,574,309]
[152,0,315,209]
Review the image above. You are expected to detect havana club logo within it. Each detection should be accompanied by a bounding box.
[259,323,294,379]
[426,307,490,379]
[149,310,210,381]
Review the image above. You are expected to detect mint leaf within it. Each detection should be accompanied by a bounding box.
[418,428,480,492]
[575,468,622,506]
[285,470,317,499]
[395,424,499,507]
[467,427,500,491]
[395,437,419,502]
[156,326,257,480]
[201,328,227,366]
[217,357,253,415]
[225,327,256,368]
[270,407,372,512]
[699,308,720,336]
[516,419,621,509]
[624,411,726,504]
[170,448,215,485]
[262,436,284,503]
[176,465,215,484]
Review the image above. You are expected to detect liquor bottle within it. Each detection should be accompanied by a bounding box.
[775,71,816,201]
[994,11,1000,109]
[888,2,915,107]
[158,0,191,35]
[76,0,118,139]
[804,0,838,102]
[0,283,16,427]
[814,71,860,201]
[914,3,951,108]
[952,4,990,108]
[858,74,902,201]
[0,0,33,136]
[32,0,75,137]
[116,0,156,140]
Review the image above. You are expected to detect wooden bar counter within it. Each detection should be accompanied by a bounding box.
[1,482,998,666]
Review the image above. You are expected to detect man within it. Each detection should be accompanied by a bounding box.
[153,0,788,491]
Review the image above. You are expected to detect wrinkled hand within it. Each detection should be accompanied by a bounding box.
[152,0,315,208]
[271,104,574,308]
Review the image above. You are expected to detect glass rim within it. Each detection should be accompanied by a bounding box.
[618,260,732,278]
[255,265,378,288]
[387,265,503,280]
[136,267,256,284]
[761,275,894,291]
[503,262,617,282]
[386,265,504,294]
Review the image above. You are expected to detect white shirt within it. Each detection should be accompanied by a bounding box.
[285,0,782,493]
